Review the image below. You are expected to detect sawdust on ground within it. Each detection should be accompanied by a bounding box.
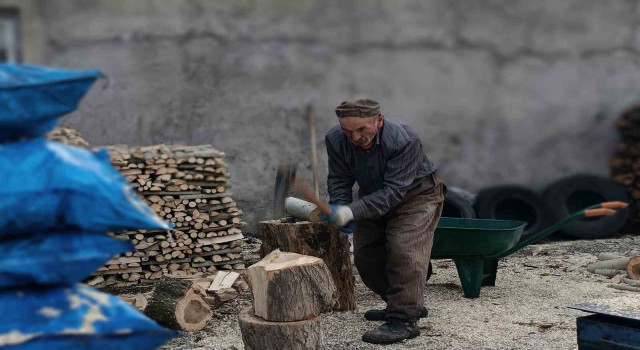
[161,234,640,350]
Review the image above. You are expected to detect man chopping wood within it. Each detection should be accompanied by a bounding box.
[324,98,445,344]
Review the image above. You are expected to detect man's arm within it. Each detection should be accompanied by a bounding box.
[348,138,424,220]
[326,136,355,205]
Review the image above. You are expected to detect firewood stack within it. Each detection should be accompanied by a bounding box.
[587,252,640,292]
[87,144,246,287]
[46,126,91,148]
[611,104,640,230]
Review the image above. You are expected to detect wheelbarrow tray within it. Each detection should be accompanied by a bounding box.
[429,217,527,299]
[431,217,526,258]
[426,202,626,298]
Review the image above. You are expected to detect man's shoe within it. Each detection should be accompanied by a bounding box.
[363,306,428,321]
[361,318,420,344]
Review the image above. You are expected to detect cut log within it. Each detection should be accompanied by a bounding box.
[86,276,104,286]
[214,287,238,302]
[623,278,640,286]
[284,197,322,222]
[197,233,244,245]
[597,252,624,261]
[587,257,631,273]
[247,249,337,322]
[144,278,213,331]
[608,284,640,292]
[627,256,640,280]
[611,273,626,284]
[238,306,324,350]
[118,293,148,311]
[107,256,142,265]
[593,269,624,277]
[259,220,355,311]
[208,271,240,292]
[92,267,142,275]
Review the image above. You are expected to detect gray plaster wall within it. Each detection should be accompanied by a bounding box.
[5,0,640,233]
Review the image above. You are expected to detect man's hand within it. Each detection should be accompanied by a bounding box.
[320,205,356,233]
[338,220,356,234]
[329,205,354,227]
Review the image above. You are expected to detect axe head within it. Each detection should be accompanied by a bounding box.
[273,162,297,217]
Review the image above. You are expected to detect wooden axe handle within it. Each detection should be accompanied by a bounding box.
[293,179,333,215]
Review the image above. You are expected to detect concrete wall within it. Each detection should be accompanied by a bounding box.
[4,0,640,233]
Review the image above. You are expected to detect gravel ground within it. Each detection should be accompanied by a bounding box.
[161,234,640,350]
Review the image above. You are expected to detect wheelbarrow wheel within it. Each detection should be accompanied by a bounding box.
[543,174,629,239]
[474,185,546,241]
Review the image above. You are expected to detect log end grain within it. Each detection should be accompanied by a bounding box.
[627,256,640,280]
[247,249,337,322]
[238,306,324,350]
[144,278,213,331]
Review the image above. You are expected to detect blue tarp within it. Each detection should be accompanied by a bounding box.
[0,284,176,349]
[0,139,170,236]
[0,232,132,289]
[0,64,103,141]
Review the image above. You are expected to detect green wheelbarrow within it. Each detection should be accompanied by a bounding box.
[428,201,629,298]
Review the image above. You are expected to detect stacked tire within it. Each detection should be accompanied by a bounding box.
[471,175,629,241]
[0,64,175,349]
[474,186,546,242]
[442,186,476,219]
[542,174,629,239]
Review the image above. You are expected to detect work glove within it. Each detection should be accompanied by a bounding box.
[320,205,357,234]
[328,204,354,227]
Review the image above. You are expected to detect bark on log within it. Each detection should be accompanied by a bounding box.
[247,249,337,322]
[593,269,625,277]
[144,278,213,331]
[119,293,148,311]
[623,277,640,286]
[238,306,324,350]
[259,220,355,311]
[597,253,624,261]
[627,256,640,280]
[608,284,640,292]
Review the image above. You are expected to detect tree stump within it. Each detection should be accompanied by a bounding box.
[144,278,213,331]
[238,306,324,350]
[259,220,356,311]
[247,249,337,321]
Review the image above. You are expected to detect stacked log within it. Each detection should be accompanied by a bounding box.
[587,252,640,292]
[46,126,90,148]
[87,144,246,287]
[611,104,640,230]
[239,250,336,350]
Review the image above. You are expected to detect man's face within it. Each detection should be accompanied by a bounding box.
[339,115,383,148]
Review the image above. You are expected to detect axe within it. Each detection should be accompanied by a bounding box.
[273,162,332,219]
